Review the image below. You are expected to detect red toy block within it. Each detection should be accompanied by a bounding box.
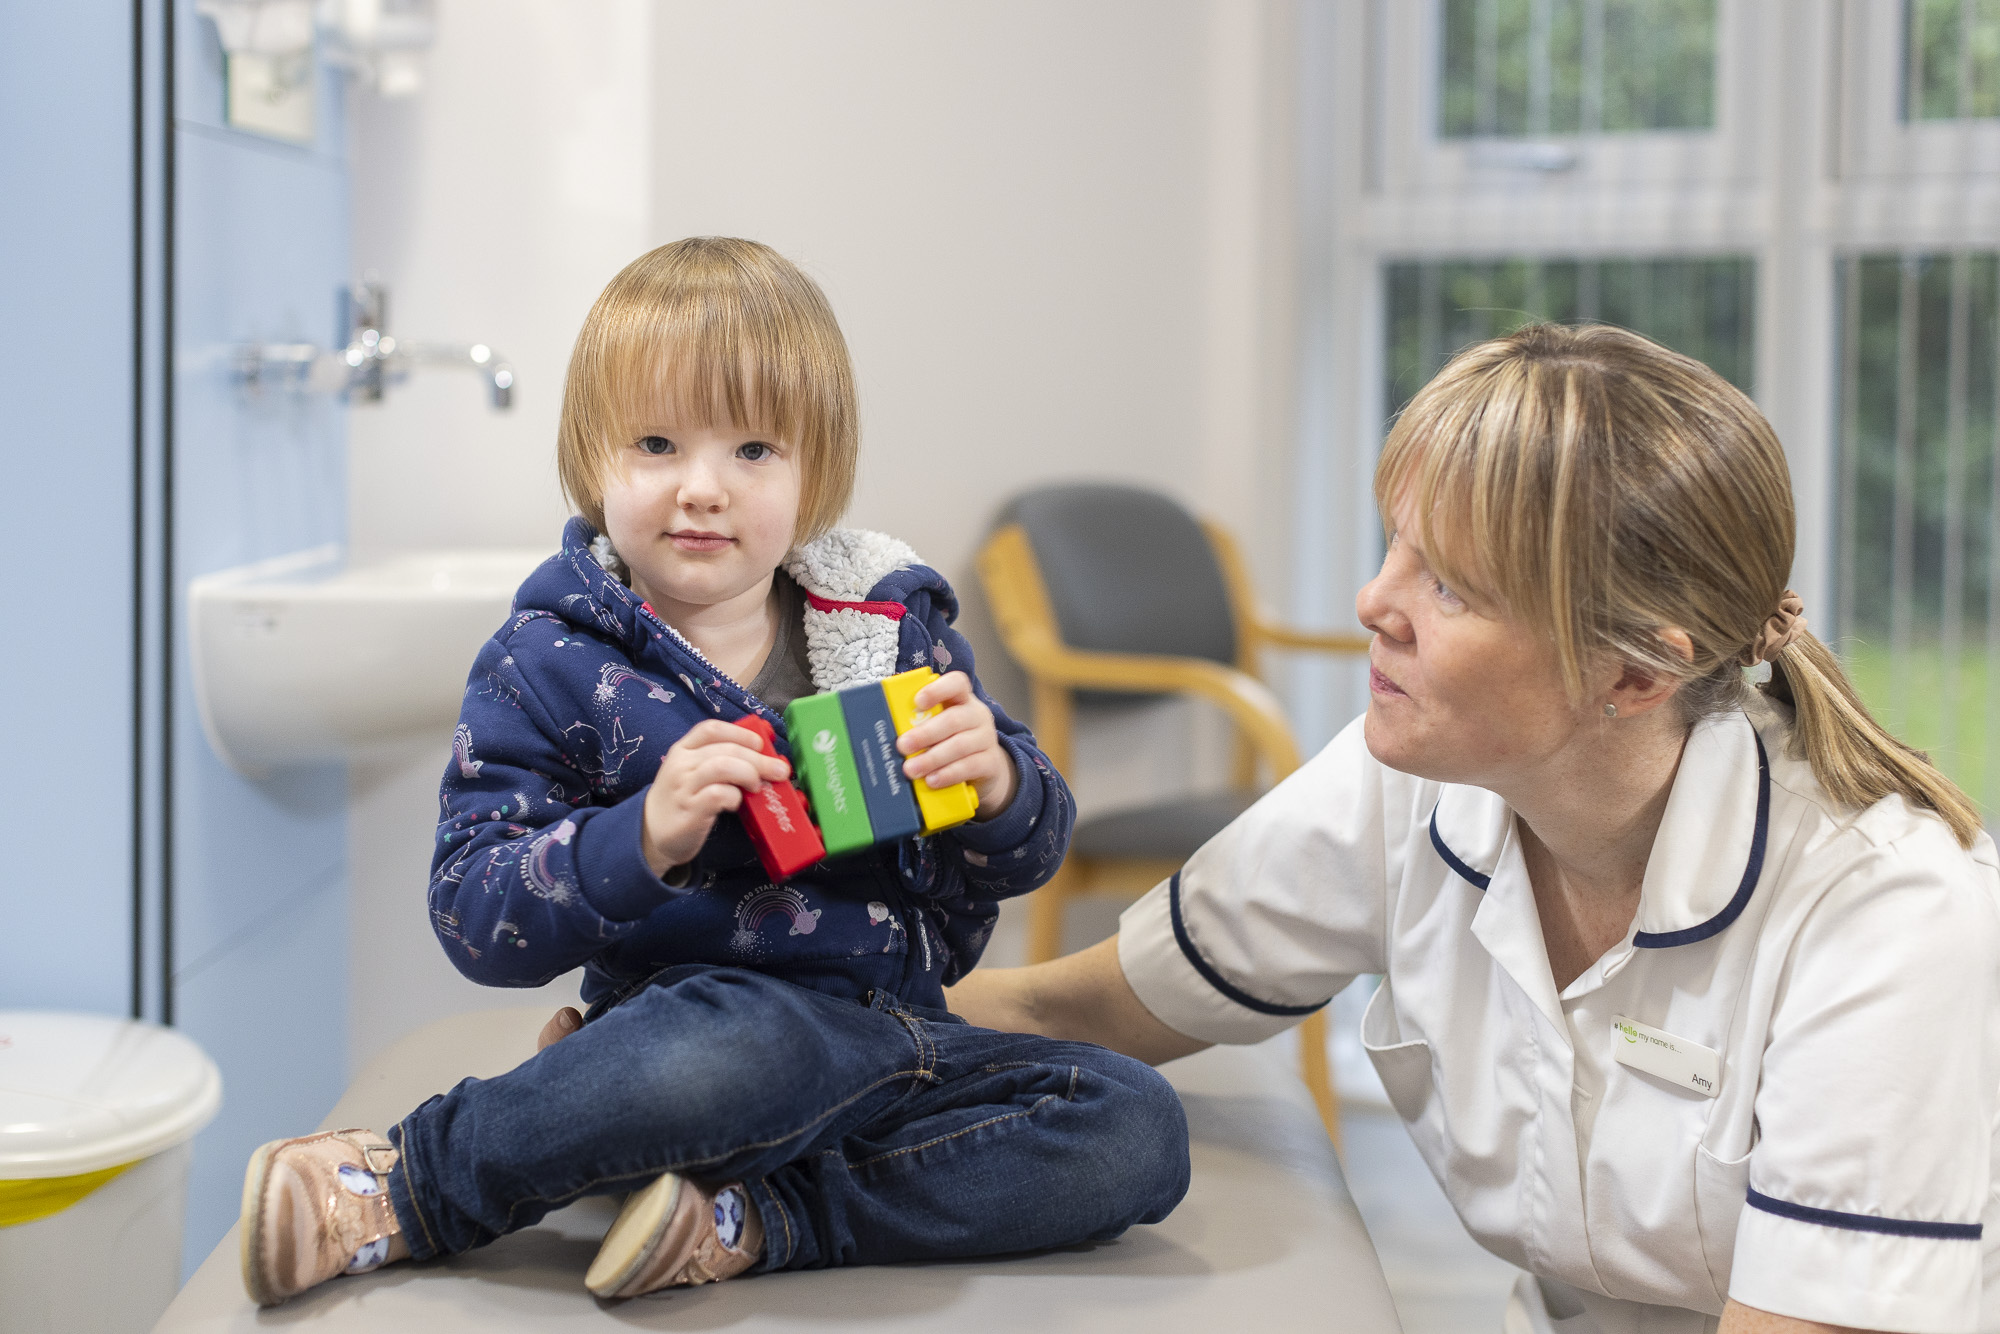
[733,715,825,882]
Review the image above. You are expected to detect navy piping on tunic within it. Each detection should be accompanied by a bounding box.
[1168,871,1326,1017]
[1428,811,1492,891]
[1633,731,1769,948]
[1746,1187,1982,1240]
[1427,725,1771,950]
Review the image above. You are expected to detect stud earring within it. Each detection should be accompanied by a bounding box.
[1604,703,1618,718]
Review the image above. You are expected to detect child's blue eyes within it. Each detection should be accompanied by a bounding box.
[631,437,775,461]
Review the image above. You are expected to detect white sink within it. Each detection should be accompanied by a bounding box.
[190,546,552,775]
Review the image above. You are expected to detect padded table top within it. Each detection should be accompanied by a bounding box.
[155,1006,1400,1332]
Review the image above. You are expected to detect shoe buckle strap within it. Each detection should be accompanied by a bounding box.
[333,1131,400,1177]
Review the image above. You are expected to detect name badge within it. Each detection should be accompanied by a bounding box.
[1612,1015,1720,1098]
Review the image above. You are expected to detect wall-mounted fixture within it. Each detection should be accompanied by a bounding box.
[236,282,516,410]
[197,0,435,143]
[189,545,549,775]
[319,0,437,97]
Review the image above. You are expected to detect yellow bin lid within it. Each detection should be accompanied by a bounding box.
[0,1012,222,1180]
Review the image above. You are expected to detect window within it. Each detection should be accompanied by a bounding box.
[1906,0,2000,121]
[1384,256,1754,414]
[1836,252,2000,805]
[1294,4,2000,807]
[1842,0,2000,178]
[1439,0,1717,137]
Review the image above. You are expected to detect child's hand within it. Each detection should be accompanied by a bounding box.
[897,671,1017,819]
[642,721,791,877]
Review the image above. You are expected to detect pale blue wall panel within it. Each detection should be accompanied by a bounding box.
[0,6,137,1014]
[175,856,346,1278]
[170,4,352,1270]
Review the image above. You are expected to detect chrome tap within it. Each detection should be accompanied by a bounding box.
[234,281,515,409]
[339,282,516,409]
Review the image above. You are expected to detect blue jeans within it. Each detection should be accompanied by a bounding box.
[385,965,1191,1270]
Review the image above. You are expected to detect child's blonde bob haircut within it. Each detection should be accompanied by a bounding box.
[1379,323,1981,847]
[558,237,859,545]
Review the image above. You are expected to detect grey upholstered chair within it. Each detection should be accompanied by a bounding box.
[976,482,1369,1148]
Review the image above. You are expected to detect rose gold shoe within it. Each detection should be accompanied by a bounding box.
[584,1175,764,1299]
[239,1128,410,1307]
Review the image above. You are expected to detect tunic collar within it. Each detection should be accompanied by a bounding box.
[1428,707,1771,948]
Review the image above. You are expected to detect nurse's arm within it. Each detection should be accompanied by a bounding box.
[1719,1299,1875,1334]
[948,936,1211,1066]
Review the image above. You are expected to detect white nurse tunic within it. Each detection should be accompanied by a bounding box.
[1119,693,2000,1334]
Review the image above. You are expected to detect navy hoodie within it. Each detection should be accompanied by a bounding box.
[429,518,1073,1012]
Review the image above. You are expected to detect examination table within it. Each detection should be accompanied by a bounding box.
[154,1006,1401,1332]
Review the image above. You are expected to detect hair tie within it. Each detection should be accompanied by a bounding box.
[1742,590,1806,666]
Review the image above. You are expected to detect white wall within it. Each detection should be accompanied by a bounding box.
[347,1,657,1061]
[643,0,1295,580]
[345,0,1309,1061]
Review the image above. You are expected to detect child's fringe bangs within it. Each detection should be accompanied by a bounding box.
[593,310,804,466]
[557,237,860,544]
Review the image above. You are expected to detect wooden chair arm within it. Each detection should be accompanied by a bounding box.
[1022,638,1302,782]
[977,522,1303,782]
[1254,623,1373,655]
[1197,519,1370,661]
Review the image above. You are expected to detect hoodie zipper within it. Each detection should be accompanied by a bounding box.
[613,560,937,987]
[629,598,785,730]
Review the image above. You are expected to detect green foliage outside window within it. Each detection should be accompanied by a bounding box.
[1383,257,1754,416]
[1907,0,2000,120]
[1439,0,1715,137]
[1837,254,2000,808]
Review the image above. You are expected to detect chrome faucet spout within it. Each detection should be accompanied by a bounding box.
[232,283,517,410]
[388,340,517,411]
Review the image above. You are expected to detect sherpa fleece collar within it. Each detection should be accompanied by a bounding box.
[783,529,922,693]
[530,518,928,696]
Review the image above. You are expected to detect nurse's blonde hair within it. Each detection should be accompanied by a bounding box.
[1378,323,1980,847]
[557,237,859,544]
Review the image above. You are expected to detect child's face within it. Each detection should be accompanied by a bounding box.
[600,420,803,619]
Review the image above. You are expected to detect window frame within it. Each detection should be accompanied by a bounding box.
[1842,0,2000,179]
[1294,1,2000,749]
[1372,0,1760,210]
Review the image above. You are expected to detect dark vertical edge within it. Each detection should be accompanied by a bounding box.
[1903,0,1924,123]
[1824,0,1845,181]
[161,0,177,1027]
[131,0,146,1020]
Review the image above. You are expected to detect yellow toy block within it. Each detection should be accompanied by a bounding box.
[879,667,980,834]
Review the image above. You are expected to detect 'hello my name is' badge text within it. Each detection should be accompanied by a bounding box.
[1612,1015,1721,1098]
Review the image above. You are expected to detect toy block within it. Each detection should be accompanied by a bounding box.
[837,683,925,844]
[878,667,979,834]
[731,716,825,882]
[782,693,876,856]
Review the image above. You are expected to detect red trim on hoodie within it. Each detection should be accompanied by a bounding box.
[805,592,908,620]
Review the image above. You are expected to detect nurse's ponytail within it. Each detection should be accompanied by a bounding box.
[1762,630,1981,845]
[1379,323,1983,848]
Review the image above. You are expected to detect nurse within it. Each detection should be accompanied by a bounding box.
[950,324,2000,1334]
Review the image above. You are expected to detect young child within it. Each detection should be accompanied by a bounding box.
[238,237,1190,1306]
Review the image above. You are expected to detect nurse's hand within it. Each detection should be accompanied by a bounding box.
[1719,1299,1874,1334]
[536,1006,583,1052]
[947,937,1209,1067]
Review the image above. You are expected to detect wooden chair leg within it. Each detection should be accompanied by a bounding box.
[1297,1009,1342,1155]
[1024,864,1079,964]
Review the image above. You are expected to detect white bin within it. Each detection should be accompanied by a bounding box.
[0,1012,221,1334]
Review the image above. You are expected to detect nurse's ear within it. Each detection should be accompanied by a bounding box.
[1599,627,1695,722]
